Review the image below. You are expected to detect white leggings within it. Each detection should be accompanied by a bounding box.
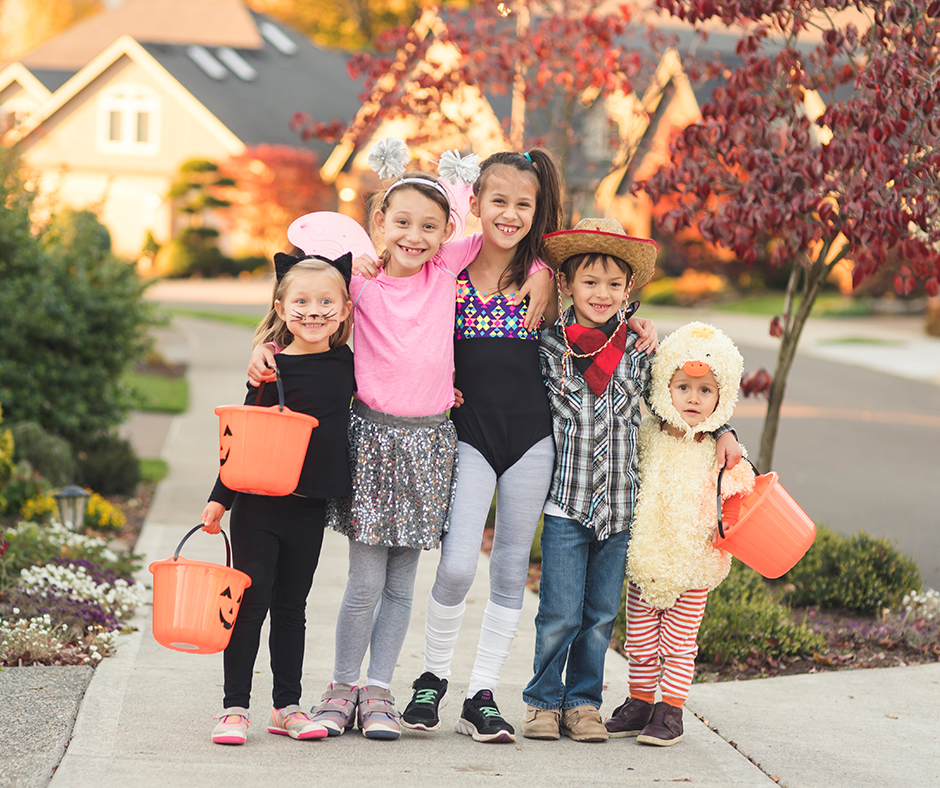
[424,437,554,689]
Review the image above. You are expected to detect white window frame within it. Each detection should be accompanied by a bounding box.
[97,84,160,155]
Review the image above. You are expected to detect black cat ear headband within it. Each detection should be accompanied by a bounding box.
[273,251,353,289]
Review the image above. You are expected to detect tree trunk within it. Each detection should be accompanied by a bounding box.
[756,251,831,472]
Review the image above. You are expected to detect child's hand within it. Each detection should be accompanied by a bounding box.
[201,502,226,534]
[628,316,658,355]
[453,386,464,408]
[716,432,743,470]
[514,267,553,331]
[352,254,383,280]
[247,344,277,386]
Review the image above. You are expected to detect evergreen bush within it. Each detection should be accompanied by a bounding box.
[781,526,922,616]
[10,422,75,485]
[0,148,157,445]
[697,561,826,666]
[75,435,141,497]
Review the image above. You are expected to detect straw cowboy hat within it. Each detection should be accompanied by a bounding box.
[542,217,658,288]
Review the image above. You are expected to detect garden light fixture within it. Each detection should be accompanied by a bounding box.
[53,484,90,532]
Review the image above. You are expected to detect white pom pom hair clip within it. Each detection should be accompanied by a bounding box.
[437,149,481,186]
[368,138,481,201]
[368,137,410,179]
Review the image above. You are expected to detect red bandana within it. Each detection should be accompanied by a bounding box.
[564,321,627,396]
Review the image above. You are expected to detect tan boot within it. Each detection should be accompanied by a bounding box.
[560,705,609,742]
[521,705,560,740]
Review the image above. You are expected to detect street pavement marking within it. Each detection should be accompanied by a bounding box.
[734,402,940,427]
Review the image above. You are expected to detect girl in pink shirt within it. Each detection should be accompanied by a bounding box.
[249,164,549,740]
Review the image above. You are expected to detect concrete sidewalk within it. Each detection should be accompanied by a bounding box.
[40,313,937,787]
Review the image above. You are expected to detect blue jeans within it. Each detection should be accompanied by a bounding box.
[523,514,629,711]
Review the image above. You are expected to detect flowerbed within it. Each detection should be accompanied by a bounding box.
[0,519,143,666]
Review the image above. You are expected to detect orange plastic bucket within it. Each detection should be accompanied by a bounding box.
[149,525,252,654]
[214,369,318,496]
[715,462,816,579]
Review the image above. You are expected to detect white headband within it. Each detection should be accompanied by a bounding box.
[384,177,449,202]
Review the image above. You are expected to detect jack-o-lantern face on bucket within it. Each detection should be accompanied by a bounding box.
[219,586,242,630]
[219,424,233,467]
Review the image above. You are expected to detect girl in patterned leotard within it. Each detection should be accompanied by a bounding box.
[400,151,656,743]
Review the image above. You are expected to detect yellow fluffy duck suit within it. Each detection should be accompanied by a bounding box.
[627,322,756,610]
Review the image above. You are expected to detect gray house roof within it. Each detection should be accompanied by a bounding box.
[12,1,362,160]
[142,11,362,159]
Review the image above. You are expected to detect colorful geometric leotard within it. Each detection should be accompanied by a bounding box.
[452,268,553,475]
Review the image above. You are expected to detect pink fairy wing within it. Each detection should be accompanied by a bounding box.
[440,182,473,241]
[287,212,378,260]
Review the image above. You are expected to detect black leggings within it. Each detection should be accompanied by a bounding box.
[223,493,325,709]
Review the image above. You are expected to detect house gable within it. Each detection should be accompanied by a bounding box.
[8,35,245,158]
[16,0,263,73]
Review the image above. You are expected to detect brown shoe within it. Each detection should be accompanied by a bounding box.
[636,702,683,746]
[560,705,609,742]
[605,697,654,738]
[521,705,560,740]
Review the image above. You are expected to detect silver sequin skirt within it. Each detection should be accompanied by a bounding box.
[327,400,458,550]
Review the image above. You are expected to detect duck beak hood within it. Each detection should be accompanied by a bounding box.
[650,322,744,437]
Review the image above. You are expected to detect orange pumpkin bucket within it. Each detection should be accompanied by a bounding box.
[214,368,318,497]
[149,525,252,654]
[715,461,816,579]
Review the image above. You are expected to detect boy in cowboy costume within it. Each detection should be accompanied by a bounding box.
[521,219,741,743]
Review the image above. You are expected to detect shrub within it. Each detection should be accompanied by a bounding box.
[781,526,922,616]
[697,562,826,667]
[0,461,49,518]
[0,153,158,445]
[9,421,75,485]
[75,434,141,497]
[83,492,126,533]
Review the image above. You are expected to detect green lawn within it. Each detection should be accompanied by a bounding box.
[712,292,873,318]
[139,458,169,483]
[166,306,265,329]
[125,371,189,414]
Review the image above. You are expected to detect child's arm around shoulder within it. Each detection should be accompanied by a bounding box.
[515,264,554,331]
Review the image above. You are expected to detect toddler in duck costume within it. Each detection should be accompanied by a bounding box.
[605,322,755,747]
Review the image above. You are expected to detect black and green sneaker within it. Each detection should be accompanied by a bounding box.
[401,672,448,731]
[455,689,515,743]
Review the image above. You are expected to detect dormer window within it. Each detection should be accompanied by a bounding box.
[98,85,159,154]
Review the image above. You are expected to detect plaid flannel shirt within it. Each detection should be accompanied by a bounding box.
[539,309,651,540]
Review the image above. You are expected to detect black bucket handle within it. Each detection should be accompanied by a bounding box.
[716,457,760,540]
[253,365,286,411]
[173,524,233,568]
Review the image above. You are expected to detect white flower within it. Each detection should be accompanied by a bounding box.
[368,138,410,179]
[437,149,481,186]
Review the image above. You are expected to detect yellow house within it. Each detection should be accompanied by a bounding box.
[0,0,360,259]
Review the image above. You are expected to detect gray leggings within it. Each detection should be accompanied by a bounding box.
[333,539,422,686]
[431,437,555,610]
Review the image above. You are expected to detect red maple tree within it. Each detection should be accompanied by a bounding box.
[219,145,334,258]
[291,0,664,212]
[641,0,940,469]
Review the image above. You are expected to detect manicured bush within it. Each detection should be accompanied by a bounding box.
[697,561,826,666]
[75,434,141,497]
[0,150,157,445]
[781,526,922,616]
[0,461,48,518]
[9,421,75,485]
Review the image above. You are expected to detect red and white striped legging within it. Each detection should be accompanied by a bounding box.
[626,582,708,703]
